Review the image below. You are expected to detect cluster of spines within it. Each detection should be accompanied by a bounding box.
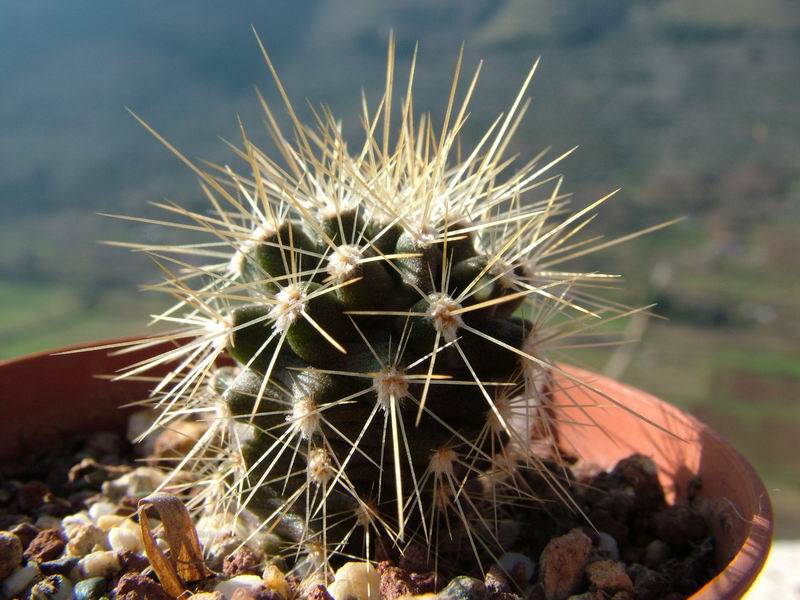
[104,36,676,581]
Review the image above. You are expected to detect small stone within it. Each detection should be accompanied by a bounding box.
[79,550,121,578]
[231,585,282,600]
[205,535,242,571]
[153,420,207,460]
[88,501,118,523]
[305,584,334,600]
[328,562,381,600]
[117,550,150,575]
[409,571,438,595]
[484,565,510,594]
[61,512,93,538]
[214,575,266,600]
[497,552,535,588]
[10,522,40,548]
[18,481,50,512]
[1,564,39,598]
[24,528,67,562]
[30,574,73,600]
[66,523,107,557]
[73,577,108,600]
[378,562,415,599]
[611,455,665,513]
[108,520,145,553]
[263,564,291,599]
[96,514,127,531]
[102,467,164,501]
[439,576,488,600]
[0,531,23,579]
[596,533,619,561]
[643,539,670,567]
[538,528,593,600]
[585,561,633,594]
[223,545,261,577]
[653,506,708,547]
[115,572,172,600]
[39,556,79,576]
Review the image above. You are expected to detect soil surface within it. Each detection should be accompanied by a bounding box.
[0,426,719,600]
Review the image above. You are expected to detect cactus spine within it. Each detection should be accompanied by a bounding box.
[117,38,671,581]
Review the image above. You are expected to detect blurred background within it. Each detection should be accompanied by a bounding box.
[1,1,798,540]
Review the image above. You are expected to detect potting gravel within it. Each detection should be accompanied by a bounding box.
[0,411,718,600]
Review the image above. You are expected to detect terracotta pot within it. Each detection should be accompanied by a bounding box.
[0,340,773,598]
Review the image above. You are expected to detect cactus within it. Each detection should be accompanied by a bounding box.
[114,38,674,581]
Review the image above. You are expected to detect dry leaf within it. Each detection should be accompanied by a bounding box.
[139,492,210,598]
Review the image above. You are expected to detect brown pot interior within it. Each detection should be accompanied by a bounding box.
[550,365,773,599]
[0,342,772,599]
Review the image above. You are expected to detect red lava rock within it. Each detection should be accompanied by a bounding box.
[17,481,50,512]
[9,522,39,549]
[115,572,172,600]
[653,506,709,546]
[231,585,282,600]
[611,455,665,513]
[586,560,634,594]
[23,528,66,562]
[537,528,593,600]
[223,545,262,577]
[305,584,334,600]
[117,550,151,574]
[378,562,415,599]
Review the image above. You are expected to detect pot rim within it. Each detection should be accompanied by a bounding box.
[0,339,774,598]
[552,364,774,599]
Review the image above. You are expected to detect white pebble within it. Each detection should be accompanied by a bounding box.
[101,467,164,500]
[598,532,620,561]
[61,512,93,538]
[2,564,39,598]
[96,515,127,531]
[328,562,380,600]
[78,550,120,579]
[263,564,290,599]
[108,520,144,553]
[66,523,107,557]
[214,575,264,600]
[88,501,117,523]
